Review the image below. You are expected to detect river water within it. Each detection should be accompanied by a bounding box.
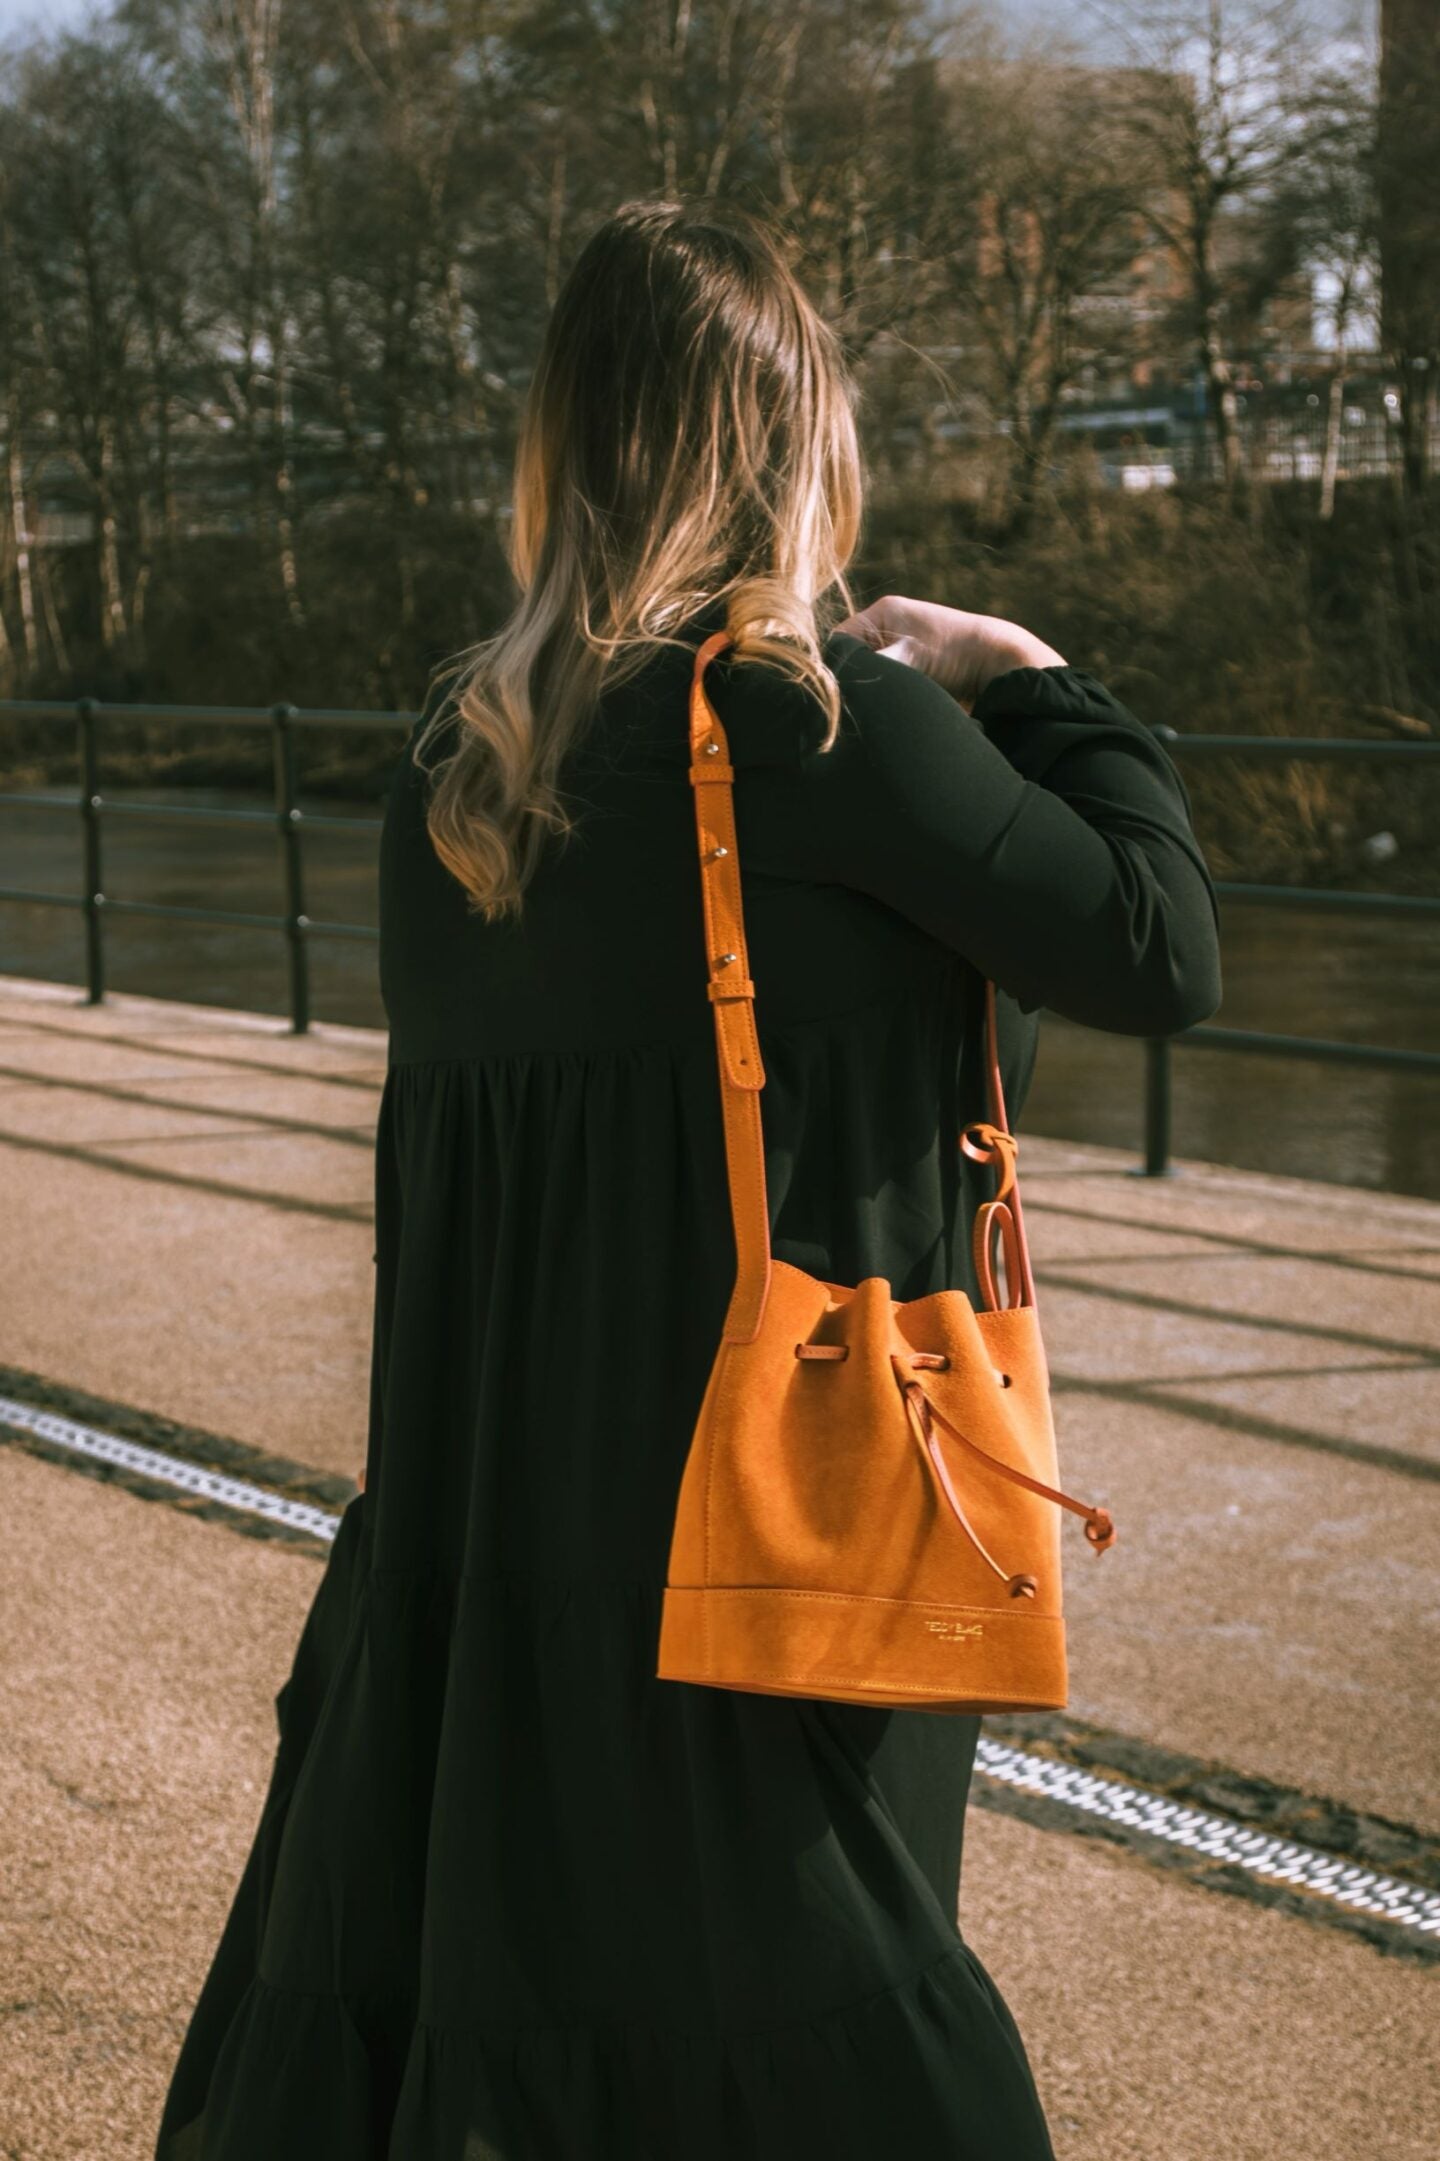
[2,784,1437,1203]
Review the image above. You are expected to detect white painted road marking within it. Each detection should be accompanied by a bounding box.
[975,1740,1440,1937]
[0,1393,341,1543]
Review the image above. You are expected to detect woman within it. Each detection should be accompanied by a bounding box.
[155,198,1220,2159]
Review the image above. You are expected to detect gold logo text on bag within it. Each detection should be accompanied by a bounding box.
[656,630,1115,1713]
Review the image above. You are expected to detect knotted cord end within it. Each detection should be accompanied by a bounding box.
[960,1121,1018,1200]
[1084,1508,1116,1554]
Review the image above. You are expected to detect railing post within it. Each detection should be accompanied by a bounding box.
[77,698,104,1005]
[271,702,310,1034]
[1138,1035,1173,1177]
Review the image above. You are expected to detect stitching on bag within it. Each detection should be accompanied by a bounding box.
[678,1586,1056,1621]
[677,1671,1058,1701]
[779,1679,1054,1698]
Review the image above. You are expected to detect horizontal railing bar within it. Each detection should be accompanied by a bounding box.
[297,812,385,834]
[94,799,279,828]
[0,792,384,832]
[289,711,415,735]
[1216,882,1440,918]
[5,893,383,942]
[0,790,80,812]
[0,700,416,731]
[1152,727,1440,762]
[3,836,1425,912]
[1175,1024,1440,1073]
[3,701,1436,761]
[98,897,287,931]
[0,880,376,937]
[0,884,85,909]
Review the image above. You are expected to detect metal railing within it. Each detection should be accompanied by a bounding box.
[1,699,1437,1175]
[0,699,410,1038]
[1138,727,1440,1175]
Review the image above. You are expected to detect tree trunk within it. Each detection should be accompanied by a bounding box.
[1005,407,1055,543]
[96,425,128,654]
[443,255,479,514]
[1192,196,1243,493]
[35,546,69,676]
[1320,341,1347,521]
[1397,353,1436,496]
[271,333,305,630]
[7,428,39,672]
[1200,315,1243,490]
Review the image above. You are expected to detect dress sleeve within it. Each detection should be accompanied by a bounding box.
[777,642,1223,1036]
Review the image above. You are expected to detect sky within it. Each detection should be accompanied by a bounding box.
[0,0,95,36]
[2,0,81,25]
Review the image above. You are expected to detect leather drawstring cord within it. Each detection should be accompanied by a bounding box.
[968,977,1038,1311]
[961,1121,1025,1313]
[896,1369,1116,1600]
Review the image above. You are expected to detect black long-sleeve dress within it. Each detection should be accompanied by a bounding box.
[154,599,1221,2160]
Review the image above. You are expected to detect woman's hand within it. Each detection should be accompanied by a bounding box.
[834,596,1066,713]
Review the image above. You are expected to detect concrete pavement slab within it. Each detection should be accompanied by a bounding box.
[1058,1390,1440,1831]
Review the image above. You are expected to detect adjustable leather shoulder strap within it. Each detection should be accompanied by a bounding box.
[688,630,1038,1329]
[689,632,771,1344]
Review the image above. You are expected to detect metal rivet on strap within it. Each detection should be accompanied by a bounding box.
[709,845,729,860]
[705,741,721,756]
[717,952,737,967]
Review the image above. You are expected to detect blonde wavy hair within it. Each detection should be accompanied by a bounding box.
[414,196,866,918]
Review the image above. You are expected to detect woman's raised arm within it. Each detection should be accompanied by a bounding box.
[778,632,1223,1038]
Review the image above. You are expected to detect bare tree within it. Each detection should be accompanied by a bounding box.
[756,2,940,352]
[123,0,308,625]
[1262,61,1379,517]
[0,0,1420,717]
[0,34,173,659]
[935,42,1146,532]
[1095,0,1318,492]
[0,151,40,679]
[285,0,499,607]
[1377,0,1440,497]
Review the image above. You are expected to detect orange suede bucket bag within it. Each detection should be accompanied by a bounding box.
[656,629,1117,1714]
